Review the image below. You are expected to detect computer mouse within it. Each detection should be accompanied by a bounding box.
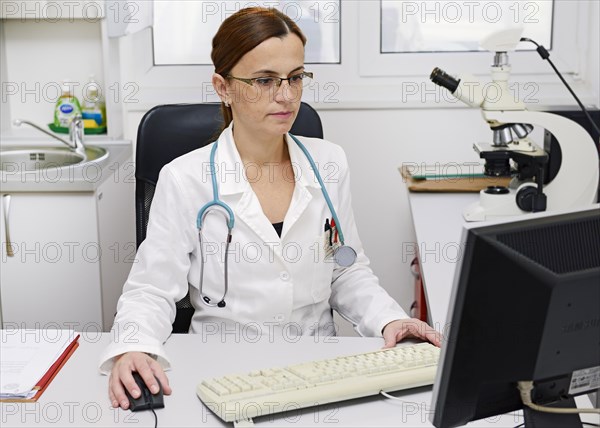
[125,372,164,412]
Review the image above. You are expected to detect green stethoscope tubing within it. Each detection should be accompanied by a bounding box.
[197,134,357,308]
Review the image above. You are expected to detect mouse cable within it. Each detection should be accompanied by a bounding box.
[150,406,158,428]
[149,395,158,428]
[520,37,600,140]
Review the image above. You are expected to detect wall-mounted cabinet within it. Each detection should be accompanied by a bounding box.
[0,1,104,20]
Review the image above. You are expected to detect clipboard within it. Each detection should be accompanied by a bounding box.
[399,163,512,192]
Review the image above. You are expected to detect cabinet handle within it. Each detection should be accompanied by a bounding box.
[3,194,14,257]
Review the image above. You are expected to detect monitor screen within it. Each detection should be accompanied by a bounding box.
[431,206,600,428]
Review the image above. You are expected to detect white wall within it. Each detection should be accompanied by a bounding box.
[320,107,488,309]
[587,0,600,108]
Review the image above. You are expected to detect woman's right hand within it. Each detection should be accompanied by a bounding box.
[108,351,172,410]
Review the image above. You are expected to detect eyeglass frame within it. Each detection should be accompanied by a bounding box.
[225,71,313,89]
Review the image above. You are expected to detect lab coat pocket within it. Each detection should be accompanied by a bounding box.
[311,234,335,303]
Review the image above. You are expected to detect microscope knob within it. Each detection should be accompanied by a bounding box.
[517,186,543,212]
[516,186,537,211]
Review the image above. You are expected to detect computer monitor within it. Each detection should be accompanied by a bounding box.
[431,206,600,428]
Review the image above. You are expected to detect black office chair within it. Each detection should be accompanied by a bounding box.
[135,102,324,333]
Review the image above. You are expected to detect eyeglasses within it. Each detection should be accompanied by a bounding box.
[226,71,313,90]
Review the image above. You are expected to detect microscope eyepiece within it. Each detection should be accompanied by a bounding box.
[430,67,460,93]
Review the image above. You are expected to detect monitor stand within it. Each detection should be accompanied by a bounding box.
[523,397,582,428]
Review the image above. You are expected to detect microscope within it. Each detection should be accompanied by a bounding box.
[430,28,599,221]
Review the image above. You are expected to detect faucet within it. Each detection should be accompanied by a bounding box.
[13,116,87,159]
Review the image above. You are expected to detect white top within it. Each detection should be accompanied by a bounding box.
[98,124,408,372]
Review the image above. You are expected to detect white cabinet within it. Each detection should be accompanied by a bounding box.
[1,192,102,328]
[0,154,135,331]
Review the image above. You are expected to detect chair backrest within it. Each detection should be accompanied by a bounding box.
[135,102,324,332]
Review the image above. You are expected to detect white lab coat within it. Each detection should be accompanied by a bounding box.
[98,123,407,373]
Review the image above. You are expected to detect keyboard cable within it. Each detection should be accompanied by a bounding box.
[380,390,406,400]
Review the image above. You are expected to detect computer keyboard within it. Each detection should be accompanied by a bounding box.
[196,342,440,422]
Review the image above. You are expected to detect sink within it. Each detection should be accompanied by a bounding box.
[0,146,108,171]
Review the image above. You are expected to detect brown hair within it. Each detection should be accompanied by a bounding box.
[211,7,307,129]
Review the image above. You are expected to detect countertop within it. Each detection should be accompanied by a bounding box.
[0,136,132,192]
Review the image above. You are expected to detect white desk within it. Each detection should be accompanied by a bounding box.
[2,333,537,428]
[407,192,477,329]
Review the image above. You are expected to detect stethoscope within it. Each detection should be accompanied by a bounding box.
[197,134,357,308]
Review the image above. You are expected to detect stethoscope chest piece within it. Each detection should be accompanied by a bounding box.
[333,245,357,267]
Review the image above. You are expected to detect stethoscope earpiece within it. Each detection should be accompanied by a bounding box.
[217,301,226,308]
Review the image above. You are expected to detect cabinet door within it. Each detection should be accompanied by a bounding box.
[0,192,102,329]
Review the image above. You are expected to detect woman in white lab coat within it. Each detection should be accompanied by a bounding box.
[101,7,441,409]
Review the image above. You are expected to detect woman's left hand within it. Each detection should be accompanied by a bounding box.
[382,318,443,348]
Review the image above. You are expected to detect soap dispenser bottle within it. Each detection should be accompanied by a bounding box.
[81,75,106,129]
[54,79,82,128]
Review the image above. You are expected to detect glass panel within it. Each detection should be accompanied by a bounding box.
[381,0,553,53]
[153,0,340,65]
